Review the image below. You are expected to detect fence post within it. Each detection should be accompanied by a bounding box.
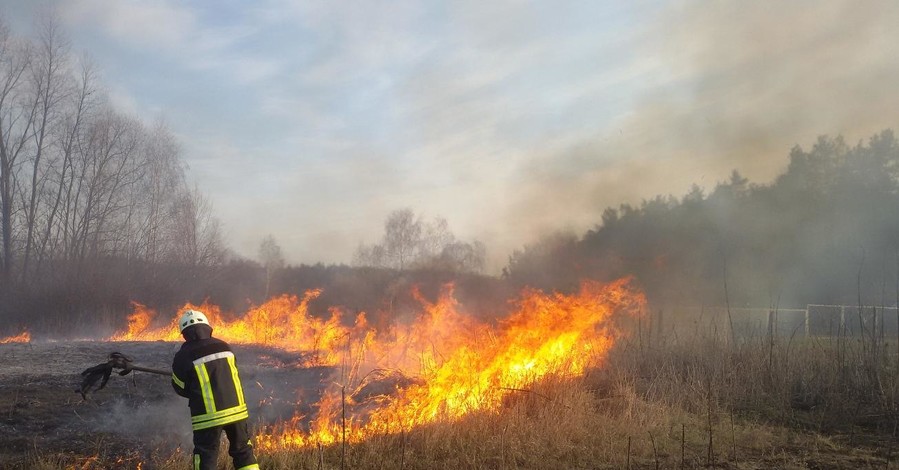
[840,306,846,336]
[805,306,810,337]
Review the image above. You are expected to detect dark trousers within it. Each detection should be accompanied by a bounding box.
[192,419,259,470]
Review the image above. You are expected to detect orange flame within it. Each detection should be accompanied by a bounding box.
[0,330,31,344]
[110,290,366,366]
[110,302,180,341]
[108,277,645,450]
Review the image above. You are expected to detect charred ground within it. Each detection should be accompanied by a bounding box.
[0,341,334,469]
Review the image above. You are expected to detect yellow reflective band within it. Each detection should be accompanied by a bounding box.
[195,363,216,413]
[191,406,249,430]
[227,355,245,405]
[190,404,249,423]
[193,350,234,365]
[191,412,248,430]
[194,453,200,470]
[191,404,249,425]
[236,465,260,470]
[172,373,185,389]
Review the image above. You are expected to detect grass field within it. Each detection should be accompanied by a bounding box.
[3,325,898,469]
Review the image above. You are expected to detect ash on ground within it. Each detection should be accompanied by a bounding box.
[0,341,339,468]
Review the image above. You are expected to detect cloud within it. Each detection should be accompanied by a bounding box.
[103,83,143,116]
[59,0,284,86]
[59,0,195,50]
[229,2,652,269]
[193,53,285,85]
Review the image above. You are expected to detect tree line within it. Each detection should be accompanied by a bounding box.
[0,14,229,333]
[0,15,224,292]
[504,130,899,309]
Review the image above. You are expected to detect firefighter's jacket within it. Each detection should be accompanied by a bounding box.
[172,326,248,431]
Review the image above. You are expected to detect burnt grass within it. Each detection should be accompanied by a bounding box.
[0,341,334,469]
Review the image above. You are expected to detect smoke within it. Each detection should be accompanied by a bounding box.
[644,0,899,170]
[95,396,192,454]
[84,342,338,452]
[497,0,899,260]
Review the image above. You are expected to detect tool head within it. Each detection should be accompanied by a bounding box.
[77,352,169,399]
[77,352,133,399]
[78,362,112,400]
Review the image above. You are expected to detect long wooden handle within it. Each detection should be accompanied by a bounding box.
[128,365,171,376]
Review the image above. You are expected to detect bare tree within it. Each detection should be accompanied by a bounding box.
[121,120,184,262]
[67,108,143,262]
[353,208,486,273]
[21,12,70,281]
[384,208,421,270]
[352,242,385,267]
[35,56,96,273]
[169,184,225,267]
[420,216,454,260]
[0,18,32,281]
[0,10,232,331]
[259,234,285,297]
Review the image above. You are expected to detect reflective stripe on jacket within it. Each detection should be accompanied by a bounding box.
[172,333,249,431]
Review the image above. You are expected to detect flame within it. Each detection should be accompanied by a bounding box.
[0,330,31,344]
[111,291,370,366]
[110,302,179,341]
[108,277,645,450]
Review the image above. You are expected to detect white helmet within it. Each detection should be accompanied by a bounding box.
[178,309,210,333]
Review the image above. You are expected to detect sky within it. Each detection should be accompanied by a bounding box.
[1,0,896,272]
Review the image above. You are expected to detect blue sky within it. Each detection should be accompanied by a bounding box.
[2,0,896,271]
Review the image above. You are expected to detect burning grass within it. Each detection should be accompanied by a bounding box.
[109,278,646,452]
[0,330,30,344]
[111,289,363,367]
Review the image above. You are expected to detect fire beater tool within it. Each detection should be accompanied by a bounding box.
[78,352,170,399]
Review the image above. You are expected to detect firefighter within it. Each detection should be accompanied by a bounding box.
[171,309,260,470]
